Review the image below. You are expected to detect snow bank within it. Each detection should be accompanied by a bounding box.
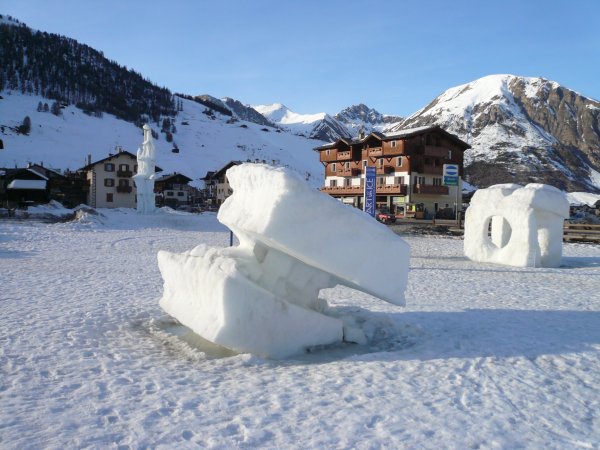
[464,184,569,267]
[159,163,410,358]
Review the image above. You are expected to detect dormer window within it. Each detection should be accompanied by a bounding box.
[391,140,397,148]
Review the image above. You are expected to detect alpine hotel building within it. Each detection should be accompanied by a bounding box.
[314,126,470,218]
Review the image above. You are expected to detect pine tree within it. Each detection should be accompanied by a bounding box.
[37,101,43,112]
[18,116,31,135]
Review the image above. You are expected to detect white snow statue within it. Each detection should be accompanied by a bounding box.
[464,183,569,268]
[158,163,410,358]
[133,124,157,214]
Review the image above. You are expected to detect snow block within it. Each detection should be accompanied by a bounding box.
[464,183,569,268]
[159,163,410,358]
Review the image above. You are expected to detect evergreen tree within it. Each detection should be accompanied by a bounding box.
[50,101,61,116]
[18,115,31,135]
[36,101,43,112]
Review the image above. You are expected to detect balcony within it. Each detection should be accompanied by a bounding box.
[376,165,395,175]
[319,151,337,162]
[377,184,407,195]
[367,147,383,157]
[320,184,408,196]
[116,185,133,193]
[320,185,362,196]
[337,150,352,161]
[337,167,361,177]
[412,184,449,195]
[117,170,133,178]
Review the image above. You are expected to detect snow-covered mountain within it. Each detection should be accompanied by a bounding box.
[386,75,600,192]
[0,92,325,188]
[334,104,403,135]
[252,103,352,142]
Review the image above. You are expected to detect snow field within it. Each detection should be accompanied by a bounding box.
[0,211,599,449]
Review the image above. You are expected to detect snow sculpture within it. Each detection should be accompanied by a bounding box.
[133,124,156,214]
[158,163,410,358]
[464,183,569,268]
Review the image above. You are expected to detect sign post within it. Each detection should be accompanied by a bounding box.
[443,164,460,224]
[363,166,376,217]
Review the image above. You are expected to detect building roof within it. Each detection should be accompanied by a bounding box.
[155,172,193,183]
[314,125,470,151]
[207,161,242,180]
[79,150,163,172]
[7,179,47,190]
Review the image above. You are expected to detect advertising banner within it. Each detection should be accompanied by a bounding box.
[364,166,376,216]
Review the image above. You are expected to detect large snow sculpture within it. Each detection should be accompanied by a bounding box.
[464,183,569,268]
[158,163,410,358]
[133,124,156,214]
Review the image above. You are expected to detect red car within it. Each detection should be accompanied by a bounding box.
[376,208,396,224]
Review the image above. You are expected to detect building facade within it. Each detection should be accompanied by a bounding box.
[202,161,241,206]
[154,173,194,208]
[80,150,161,208]
[314,126,470,218]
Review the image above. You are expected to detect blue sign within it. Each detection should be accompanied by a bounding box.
[443,164,459,186]
[364,166,376,216]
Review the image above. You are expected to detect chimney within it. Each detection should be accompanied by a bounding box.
[87,154,92,165]
[358,126,365,140]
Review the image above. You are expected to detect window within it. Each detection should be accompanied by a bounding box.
[134,165,138,172]
[378,158,383,167]
[362,160,367,168]
[397,156,402,167]
[345,162,350,170]
[106,193,113,202]
[167,191,174,196]
[119,164,129,172]
[330,179,337,187]
[414,176,425,185]
[326,149,331,156]
[177,192,184,197]
[395,176,404,185]
[104,178,115,187]
[118,179,129,187]
[104,163,115,172]
[391,140,397,148]
[331,163,336,173]
[433,178,442,186]
[377,177,386,185]
[344,178,351,187]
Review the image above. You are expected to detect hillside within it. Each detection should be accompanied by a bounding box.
[0,92,325,188]
[387,75,600,192]
[0,14,175,124]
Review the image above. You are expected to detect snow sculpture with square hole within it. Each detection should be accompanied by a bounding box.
[464,183,569,268]
[133,124,156,214]
[158,163,410,358]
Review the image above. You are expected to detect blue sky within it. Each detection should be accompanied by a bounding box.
[3,0,599,116]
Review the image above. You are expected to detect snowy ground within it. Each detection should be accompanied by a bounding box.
[1,210,599,449]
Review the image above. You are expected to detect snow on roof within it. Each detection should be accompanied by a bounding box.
[7,179,47,190]
[383,125,437,139]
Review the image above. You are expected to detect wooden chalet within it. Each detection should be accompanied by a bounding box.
[314,125,470,218]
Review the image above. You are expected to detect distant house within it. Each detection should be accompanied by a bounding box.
[202,161,241,206]
[79,149,162,208]
[154,172,194,208]
[0,167,49,208]
[27,163,87,208]
[200,170,216,205]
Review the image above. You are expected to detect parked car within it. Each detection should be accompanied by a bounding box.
[376,208,396,224]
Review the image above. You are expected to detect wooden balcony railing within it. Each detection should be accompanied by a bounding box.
[319,152,337,162]
[117,170,133,178]
[367,147,383,157]
[412,184,449,195]
[337,150,352,161]
[338,167,361,177]
[116,185,133,193]
[422,165,443,175]
[320,184,408,196]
